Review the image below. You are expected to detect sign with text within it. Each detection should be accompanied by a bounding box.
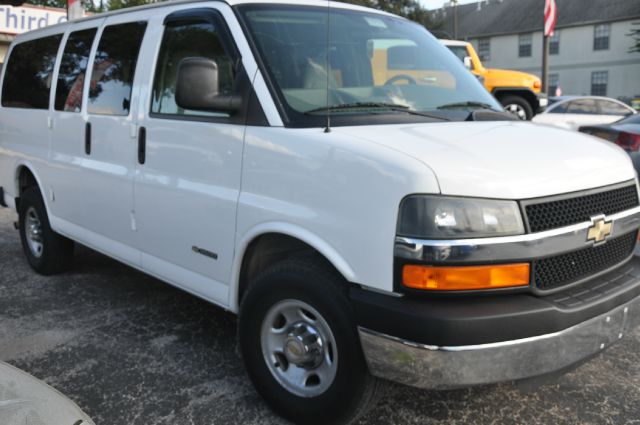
[0,5,67,35]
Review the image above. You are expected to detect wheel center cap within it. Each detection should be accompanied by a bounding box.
[282,323,323,368]
[29,224,41,240]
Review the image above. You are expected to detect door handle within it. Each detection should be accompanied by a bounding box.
[85,122,91,155]
[138,126,146,165]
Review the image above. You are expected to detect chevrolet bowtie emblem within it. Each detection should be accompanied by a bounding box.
[587,216,613,244]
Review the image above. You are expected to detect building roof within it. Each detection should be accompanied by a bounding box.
[432,0,640,39]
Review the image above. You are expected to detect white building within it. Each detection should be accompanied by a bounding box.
[0,4,67,65]
[433,0,640,101]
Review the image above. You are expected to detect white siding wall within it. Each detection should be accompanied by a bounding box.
[470,20,640,100]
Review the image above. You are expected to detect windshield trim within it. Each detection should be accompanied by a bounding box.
[234,3,464,128]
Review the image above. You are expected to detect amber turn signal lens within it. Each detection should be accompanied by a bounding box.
[403,263,530,291]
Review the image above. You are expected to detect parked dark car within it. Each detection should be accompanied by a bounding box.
[580,114,640,172]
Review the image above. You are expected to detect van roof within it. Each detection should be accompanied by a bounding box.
[14,0,395,41]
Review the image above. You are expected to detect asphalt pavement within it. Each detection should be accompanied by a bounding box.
[1,207,639,425]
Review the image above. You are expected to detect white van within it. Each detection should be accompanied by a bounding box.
[1,1,639,423]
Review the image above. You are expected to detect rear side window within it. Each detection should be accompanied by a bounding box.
[1,34,62,109]
[151,19,234,118]
[598,100,631,116]
[88,22,147,116]
[55,28,97,112]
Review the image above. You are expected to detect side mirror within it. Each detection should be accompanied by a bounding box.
[463,56,473,70]
[175,57,241,113]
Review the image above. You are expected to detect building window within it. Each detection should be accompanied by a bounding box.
[519,33,532,57]
[548,73,559,96]
[593,24,610,50]
[591,71,608,96]
[478,38,490,61]
[549,30,560,55]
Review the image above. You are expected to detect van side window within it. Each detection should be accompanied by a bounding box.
[1,34,62,109]
[151,20,234,118]
[88,22,147,116]
[55,28,97,112]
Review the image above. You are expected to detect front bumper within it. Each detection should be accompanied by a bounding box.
[537,92,548,109]
[359,291,640,389]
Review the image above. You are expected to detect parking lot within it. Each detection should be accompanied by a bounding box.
[1,206,639,425]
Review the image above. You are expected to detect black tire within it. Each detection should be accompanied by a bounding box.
[499,95,534,120]
[239,258,382,425]
[18,186,74,275]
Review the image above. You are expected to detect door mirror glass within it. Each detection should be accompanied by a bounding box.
[175,57,240,113]
[463,56,473,70]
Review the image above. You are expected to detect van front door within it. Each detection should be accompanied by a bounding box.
[133,6,246,306]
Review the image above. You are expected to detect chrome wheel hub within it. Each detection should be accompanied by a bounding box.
[504,103,527,120]
[283,322,324,368]
[25,207,44,258]
[261,300,338,397]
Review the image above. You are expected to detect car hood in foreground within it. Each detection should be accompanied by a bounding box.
[0,362,95,425]
[336,121,635,199]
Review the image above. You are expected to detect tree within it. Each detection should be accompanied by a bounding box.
[106,0,153,11]
[337,0,442,30]
[629,22,640,53]
[24,0,104,12]
[20,0,66,8]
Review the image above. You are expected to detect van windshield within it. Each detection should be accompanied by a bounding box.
[238,4,501,127]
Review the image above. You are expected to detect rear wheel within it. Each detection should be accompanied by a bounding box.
[239,258,382,424]
[18,186,74,275]
[500,95,533,120]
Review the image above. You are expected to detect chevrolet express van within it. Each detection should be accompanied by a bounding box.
[1,1,639,424]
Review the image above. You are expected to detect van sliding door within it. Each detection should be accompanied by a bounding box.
[48,20,102,229]
[75,15,147,261]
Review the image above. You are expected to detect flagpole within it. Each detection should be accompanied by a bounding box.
[542,33,549,93]
[542,0,556,95]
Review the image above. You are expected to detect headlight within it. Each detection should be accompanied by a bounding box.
[397,195,524,239]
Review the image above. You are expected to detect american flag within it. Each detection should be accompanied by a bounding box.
[544,0,558,37]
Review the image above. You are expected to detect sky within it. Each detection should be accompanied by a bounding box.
[418,0,477,10]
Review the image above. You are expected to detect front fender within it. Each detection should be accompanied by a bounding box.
[228,221,356,312]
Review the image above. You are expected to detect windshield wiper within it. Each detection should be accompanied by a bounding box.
[305,102,409,114]
[437,101,498,111]
[305,102,450,121]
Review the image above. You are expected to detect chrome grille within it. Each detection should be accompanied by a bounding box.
[524,184,639,233]
[532,232,637,291]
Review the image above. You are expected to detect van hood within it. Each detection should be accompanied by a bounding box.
[336,121,636,199]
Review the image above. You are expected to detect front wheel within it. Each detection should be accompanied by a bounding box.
[239,258,382,424]
[500,95,534,120]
